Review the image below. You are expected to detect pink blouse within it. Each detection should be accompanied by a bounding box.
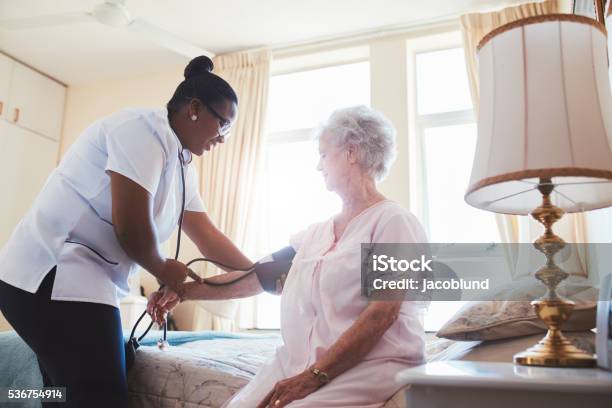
[226,200,428,408]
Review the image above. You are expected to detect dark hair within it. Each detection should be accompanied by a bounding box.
[167,56,238,115]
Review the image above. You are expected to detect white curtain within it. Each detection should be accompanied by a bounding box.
[187,50,272,331]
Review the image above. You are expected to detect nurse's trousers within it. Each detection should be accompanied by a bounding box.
[0,268,129,407]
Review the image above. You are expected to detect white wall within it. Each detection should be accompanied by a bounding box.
[60,67,183,155]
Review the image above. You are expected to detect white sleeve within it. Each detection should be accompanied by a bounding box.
[105,119,166,195]
[184,164,206,212]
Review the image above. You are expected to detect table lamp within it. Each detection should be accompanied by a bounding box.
[465,14,612,367]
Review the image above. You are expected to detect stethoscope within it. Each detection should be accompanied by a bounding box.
[126,145,261,357]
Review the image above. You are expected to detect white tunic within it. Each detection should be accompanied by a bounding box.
[0,108,205,308]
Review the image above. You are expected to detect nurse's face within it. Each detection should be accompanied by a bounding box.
[317,132,355,192]
[187,98,237,155]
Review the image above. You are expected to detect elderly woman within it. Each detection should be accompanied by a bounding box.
[149,105,428,407]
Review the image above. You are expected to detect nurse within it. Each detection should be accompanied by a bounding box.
[0,55,253,407]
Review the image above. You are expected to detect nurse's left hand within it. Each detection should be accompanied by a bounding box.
[256,371,321,408]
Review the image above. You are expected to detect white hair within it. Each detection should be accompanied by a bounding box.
[315,105,397,182]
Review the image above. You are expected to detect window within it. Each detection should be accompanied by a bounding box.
[412,46,500,332]
[422,124,497,243]
[414,47,499,244]
[416,48,472,115]
[249,61,371,329]
[267,62,371,134]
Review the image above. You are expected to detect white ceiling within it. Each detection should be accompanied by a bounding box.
[0,0,530,85]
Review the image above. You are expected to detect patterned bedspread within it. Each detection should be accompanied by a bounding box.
[128,335,282,408]
[0,330,283,408]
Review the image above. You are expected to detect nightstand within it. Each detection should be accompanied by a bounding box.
[396,361,612,408]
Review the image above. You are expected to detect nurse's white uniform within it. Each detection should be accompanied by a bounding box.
[225,200,427,408]
[0,107,206,308]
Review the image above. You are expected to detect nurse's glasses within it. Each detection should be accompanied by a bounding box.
[204,102,232,137]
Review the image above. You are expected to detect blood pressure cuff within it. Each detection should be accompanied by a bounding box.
[254,246,296,294]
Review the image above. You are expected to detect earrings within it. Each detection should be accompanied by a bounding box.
[191,115,197,121]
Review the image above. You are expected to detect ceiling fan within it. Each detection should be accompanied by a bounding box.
[0,0,214,59]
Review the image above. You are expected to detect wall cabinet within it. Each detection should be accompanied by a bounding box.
[0,53,65,249]
[6,62,65,141]
[0,54,13,116]
[0,120,58,245]
[0,54,65,141]
[0,54,65,331]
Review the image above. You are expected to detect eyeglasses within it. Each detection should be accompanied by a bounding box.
[204,102,232,136]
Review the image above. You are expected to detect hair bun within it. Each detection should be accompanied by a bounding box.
[184,56,214,79]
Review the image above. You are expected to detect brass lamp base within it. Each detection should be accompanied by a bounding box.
[514,339,596,367]
[513,300,595,367]
[513,178,596,368]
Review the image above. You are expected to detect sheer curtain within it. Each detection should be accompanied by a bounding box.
[187,50,272,331]
[458,0,590,278]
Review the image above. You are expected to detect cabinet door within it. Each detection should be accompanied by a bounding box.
[0,120,58,246]
[0,54,13,121]
[7,63,66,141]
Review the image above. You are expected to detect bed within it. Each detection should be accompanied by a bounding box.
[114,330,598,408]
[0,328,595,408]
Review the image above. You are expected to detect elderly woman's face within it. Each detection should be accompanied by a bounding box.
[317,132,353,191]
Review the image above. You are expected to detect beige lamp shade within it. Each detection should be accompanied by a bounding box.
[465,14,612,215]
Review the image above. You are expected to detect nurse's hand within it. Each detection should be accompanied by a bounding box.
[154,259,201,297]
[147,287,180,325]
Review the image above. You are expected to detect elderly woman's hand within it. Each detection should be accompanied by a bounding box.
[256,370,322,408]
[147,286,180,324]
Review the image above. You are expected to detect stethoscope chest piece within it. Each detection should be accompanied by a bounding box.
[157,338,171,350]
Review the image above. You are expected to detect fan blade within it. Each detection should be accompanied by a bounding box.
[0,12,92,30]
[128,19,214,59]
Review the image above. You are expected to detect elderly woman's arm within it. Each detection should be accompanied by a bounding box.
[310,300,402,377]
[258,299,402,408]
